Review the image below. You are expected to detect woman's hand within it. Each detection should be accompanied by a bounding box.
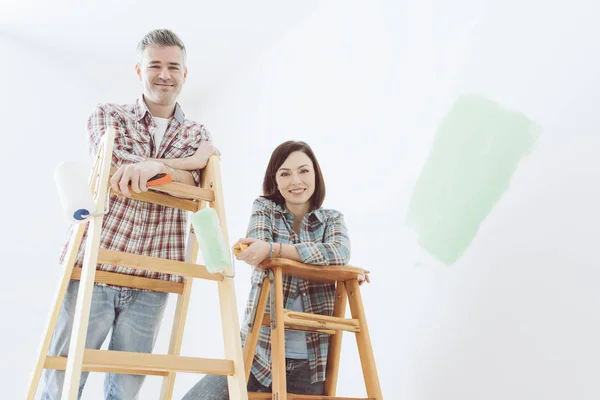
[358,270,371,285]
[233,237,271,267]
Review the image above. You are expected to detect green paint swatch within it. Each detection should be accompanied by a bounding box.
[406,93,541,264]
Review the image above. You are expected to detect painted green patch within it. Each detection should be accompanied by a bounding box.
[406,93,541,264]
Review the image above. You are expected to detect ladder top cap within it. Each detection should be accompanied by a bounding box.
[259,258,367,283]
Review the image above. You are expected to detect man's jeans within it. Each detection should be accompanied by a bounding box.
[41,280,168,400]
[182,359,324,400]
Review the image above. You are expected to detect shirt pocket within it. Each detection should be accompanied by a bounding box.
[113,134,151,162]
[162,134,200,159]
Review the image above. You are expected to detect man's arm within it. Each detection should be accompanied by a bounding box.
[148,141,219,171]
[89,105,199,196]
[162,164,195,186]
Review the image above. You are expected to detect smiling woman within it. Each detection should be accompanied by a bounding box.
[183,140,353,399]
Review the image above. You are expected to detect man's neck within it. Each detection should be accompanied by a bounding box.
[144,96,176,119]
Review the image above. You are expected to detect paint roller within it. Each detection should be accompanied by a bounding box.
[190,208,254,275]
[54,162,172,223]
[190,207,233,274]
[54,162,98,222]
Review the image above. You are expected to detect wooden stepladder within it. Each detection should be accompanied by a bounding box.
[26,127,248,399]
[243,259,383,400]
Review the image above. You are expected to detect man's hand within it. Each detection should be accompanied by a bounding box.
[233,237,271,267]
[189,141,220,170]
[110,160,167,197]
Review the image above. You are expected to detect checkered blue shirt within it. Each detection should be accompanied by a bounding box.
[240,197,351,387]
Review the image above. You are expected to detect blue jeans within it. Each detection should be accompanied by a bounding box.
[182,359,324,400]
[41,280,168,400]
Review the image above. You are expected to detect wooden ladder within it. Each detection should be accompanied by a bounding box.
[26,127,248,399]
[243,258,383,400]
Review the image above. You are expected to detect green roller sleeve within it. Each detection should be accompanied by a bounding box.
[190,207,232,274]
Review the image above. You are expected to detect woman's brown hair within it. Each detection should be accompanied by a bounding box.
[262,141,326,211]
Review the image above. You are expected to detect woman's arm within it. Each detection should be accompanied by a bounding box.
[292,212,351,266]
[233,199,274,267]
[235,205,351,267]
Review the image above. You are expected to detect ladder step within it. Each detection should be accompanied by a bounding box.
[260,315,337,335]
[260,311,359,334]
[248,393,374,399]
[284,310,360,333]
[114,189,201,212]
[148,182,214,202]
[109,167,215,211]
[44,349,234,376]
[97,249,223,281]
[71,269,184,294]
[260,258,367,283]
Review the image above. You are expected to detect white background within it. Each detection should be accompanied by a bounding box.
[1,0,599,399]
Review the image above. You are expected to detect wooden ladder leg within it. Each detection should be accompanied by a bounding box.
[243,276,270,383]
[271,267,287,400]
[61,128,115,400]
[160,218,201,400]
[159,277,193,399]
[218,275,248,399]
[25,224,86,400]
[204,156,248,400]
[323,281,348,396]
[346,279,383,400]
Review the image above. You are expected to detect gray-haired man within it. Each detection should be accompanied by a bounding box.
[41,29,218,399]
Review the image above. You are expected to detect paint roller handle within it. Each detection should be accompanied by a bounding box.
[232,243,249,256]
[123,171,173,189]
[145,171,172,186]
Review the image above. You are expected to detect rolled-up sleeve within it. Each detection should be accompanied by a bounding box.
[294,212,351,266]
[189,124,212,186]
[88,105,146,166]
[245,198,274,242]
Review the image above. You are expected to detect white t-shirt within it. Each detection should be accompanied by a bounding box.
[153,117,171,151]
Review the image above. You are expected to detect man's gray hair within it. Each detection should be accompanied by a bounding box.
[137,29,186,64]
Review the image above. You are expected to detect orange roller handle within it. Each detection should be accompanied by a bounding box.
[233,243,249,256]
[147,171,172,186]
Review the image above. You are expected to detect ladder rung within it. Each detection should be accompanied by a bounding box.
[44,349,234,376]
[249,393,374,399]
[260,315,337,335]
[97,249,223,281]
[284,310,360,333]
[109,168,215,202]
[149,183,214,202]
[71,269,184,294]
[113,189,201,212]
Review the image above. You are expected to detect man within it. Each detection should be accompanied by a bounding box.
[41,29,218,399]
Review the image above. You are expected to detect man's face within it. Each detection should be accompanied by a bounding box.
[136,45,187,106]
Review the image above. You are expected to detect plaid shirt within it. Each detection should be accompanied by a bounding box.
[59,96,211,284]
[240,197,351,387]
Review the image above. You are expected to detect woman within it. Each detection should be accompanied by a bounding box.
[183,140,353,399]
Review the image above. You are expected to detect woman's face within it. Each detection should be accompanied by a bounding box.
[275,151,316,211]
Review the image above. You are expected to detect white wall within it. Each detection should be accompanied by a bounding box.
[191,0,600,399]
[2,0,599,399]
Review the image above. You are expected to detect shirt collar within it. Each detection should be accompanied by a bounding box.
[135,95,185,124]
[272,201,324,223]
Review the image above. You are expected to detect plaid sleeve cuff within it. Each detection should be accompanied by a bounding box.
[294,242,324,264]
